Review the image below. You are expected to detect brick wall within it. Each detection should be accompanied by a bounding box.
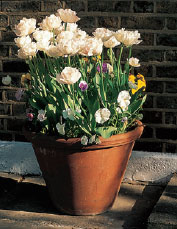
[0,0,177,152]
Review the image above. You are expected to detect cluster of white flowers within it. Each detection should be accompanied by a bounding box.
[14,9,142,60]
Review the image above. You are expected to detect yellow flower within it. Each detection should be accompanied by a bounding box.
[21,73,31,85]
[91,55,101,62]
[129,73,146,94]
[137,73,146,90]
[128,74,136,83]
[82,57,88,62]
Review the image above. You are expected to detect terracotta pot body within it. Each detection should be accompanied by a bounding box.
[24,121,144,215]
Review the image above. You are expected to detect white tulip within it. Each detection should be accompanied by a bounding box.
[39,14,62,31]
[103,36,120,48]
[14,35,32,48]
[57,9,80,23]
[129,57,140,67]
[33,29,53,42]
[18,42,37,59]
[56,67,81,85]
[115,28,142,47]
[93,28,113,42]
[14,18,36,36]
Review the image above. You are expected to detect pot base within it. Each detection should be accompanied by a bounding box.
[25,121,144,215]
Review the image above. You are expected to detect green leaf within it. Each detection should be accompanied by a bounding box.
[128,95,147,114]
[46,104,57,123]
[29,98,41,110]
[96,126,117,138]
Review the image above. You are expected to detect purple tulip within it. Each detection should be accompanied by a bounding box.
[97,63,108,73]
[15,88,24,101]
[79,81,88,91]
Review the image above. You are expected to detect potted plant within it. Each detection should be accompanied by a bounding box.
[14,8,146,215]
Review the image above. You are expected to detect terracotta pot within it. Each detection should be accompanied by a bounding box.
[24,121,144,215]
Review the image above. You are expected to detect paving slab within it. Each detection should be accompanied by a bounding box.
[0,172,165,229]
[148,173,177,229]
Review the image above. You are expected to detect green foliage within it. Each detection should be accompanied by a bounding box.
[23,46,146,141]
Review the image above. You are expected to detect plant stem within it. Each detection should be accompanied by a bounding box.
[117,45,124,88]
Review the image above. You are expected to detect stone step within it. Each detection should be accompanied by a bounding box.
[148,173,177,228]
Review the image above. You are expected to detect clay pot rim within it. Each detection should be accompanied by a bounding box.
[23,120,144,150]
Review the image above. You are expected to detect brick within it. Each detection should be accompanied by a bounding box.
[13,104,26,116]
[10,45,19,58]
[156,66,177,78]
[0,132,13,141]
[9,14,45,29]
[157,97,177,109]
[134,65,153,78]
[165,81,177,93]
[15,133,27,142]
[0,104,10,115]
[143,95,153,108]
[0,45,9,57]
[113,1,131,12]
[165,112,177,125]
[121,16,165,30]
[157,34,177,47]
[6,90,17,101]
[77,16,95,29]
[141,126,153,138]
[133,49,165,62]
[156,128,177,140]
[167,18,177,30]
[88,1,114,12]
[0,15,8,27]
[166,143,177,153]
[166,50,177,61]
[0,119,3,130]
[2,1,41,12]
[98,16,118,28]
[134,141,163,152]
[143,110,162,124]
[140,33,154,46]
[134,1,153,13]
[1,31,16,42]
[41,0,59,12]
[66,0,86,12]
[3,61,29,73]
[146,81,163,93]
[156,1,177,13]
[7,119,25,131]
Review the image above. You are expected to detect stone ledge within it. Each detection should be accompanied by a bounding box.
[0,141,177,184]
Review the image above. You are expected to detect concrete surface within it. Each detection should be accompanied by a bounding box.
[0,141,177,184]
[0,172,165,229]
[148,173,177,228]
